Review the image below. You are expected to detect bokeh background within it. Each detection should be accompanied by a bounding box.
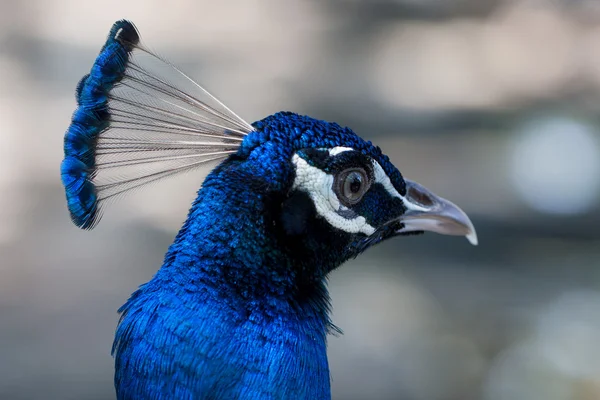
[2,0,600,399]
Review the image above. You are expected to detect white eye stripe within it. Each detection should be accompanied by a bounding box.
[371,160,429,212]
[292,153,375,235]
[328,146,354,156]
[372,161,402,199]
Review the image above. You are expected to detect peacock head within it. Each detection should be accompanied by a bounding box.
[222,111,478,273]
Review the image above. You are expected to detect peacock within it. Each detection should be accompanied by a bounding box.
[61,20,477,400]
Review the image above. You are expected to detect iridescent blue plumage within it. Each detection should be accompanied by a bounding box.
[61,20,247,230]
[61,20,139,229]
[61,20,477,400]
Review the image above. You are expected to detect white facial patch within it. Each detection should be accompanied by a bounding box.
[292,150,376,235]
[291,146,427,236]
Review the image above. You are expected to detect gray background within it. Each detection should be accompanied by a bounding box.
[1,1,600,399]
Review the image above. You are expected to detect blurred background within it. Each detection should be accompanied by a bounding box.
[1,0,600,399]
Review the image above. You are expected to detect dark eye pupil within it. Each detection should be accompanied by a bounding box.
[349,174,362,193]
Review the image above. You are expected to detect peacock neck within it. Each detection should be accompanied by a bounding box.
[115,159,334,399]
[155,159,333,334]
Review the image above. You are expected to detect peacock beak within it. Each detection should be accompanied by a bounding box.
[396,180,478,246]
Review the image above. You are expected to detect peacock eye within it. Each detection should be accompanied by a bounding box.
[335,168,371,206]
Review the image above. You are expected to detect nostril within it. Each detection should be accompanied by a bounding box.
[407,186,434,207]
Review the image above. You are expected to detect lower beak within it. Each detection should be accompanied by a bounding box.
[397,180,478,246]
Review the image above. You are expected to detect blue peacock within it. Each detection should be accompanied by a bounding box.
[61,20,477,400]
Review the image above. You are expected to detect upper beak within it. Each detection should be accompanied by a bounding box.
[397,180,478,246]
